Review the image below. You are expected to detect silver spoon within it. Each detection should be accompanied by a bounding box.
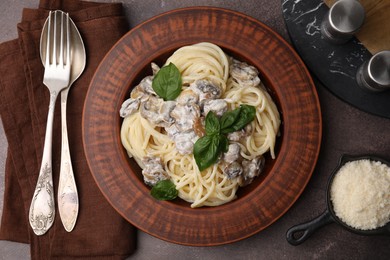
[40,10,86,232]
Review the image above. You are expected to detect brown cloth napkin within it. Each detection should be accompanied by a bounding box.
[0,0,137,259]
[324,0,390,54]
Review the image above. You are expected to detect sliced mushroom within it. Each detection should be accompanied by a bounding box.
[223,143,241,164]
[223,161,243,179]
[165,124,199,155]
[141,156,170,186]
[130,75,156,102]
[119,98,140,118]
[165,123,179,139]
[140,96,160,122]
[137,75,156,96]
[176,88,199,105]
[230,58,261,88]
[151,62,160,75]
[171,103,200,132]
[239,156,265,186]
[130,86,149,102]
[140,96,175,127]
[190,79,221,101]
[201,99,228,117]
[172,130,198,155]
[227,123,253,142]
[159,101,176,125]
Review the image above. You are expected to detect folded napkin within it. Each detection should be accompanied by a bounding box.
[0,0,137,259]
[324,0,390,54]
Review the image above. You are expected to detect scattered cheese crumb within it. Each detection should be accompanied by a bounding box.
[330,159,390,230]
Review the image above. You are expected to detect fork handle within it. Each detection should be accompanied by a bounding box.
[29,91,57,236]
[58,87,79,232]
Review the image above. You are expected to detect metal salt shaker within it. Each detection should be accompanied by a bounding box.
[356,50,390,92]
[321,0,365,44]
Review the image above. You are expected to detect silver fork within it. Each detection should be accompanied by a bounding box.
[29,11,71,236]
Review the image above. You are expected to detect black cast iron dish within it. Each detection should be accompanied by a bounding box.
[286,154,390,245]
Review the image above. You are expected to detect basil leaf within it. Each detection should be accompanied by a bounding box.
[194,135,221,171]
[219,134,229,153]
[152,63,182,101]
[205,111,220,136]
[233,105,256,130]
[193,134,212,154]
[150,179,178,200]
[221,105,256,134]
[220,106,241,132]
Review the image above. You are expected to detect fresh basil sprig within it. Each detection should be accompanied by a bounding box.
[150,179,178,200]
[152,63,182,101]
[194,112,229,171]
[221,105,256,134]
[194,105,256,171]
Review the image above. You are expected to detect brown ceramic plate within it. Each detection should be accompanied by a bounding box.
[83,7,322,246]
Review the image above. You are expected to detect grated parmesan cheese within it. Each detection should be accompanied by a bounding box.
[330,159,390,230]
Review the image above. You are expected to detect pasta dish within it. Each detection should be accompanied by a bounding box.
[120,42,280,208]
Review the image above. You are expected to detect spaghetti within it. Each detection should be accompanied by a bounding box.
[120,42,280,208]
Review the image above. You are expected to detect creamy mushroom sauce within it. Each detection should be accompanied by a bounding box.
[120,59,266,187]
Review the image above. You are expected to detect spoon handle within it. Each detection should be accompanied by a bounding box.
[29,91,57,236]
[58,87,79,232]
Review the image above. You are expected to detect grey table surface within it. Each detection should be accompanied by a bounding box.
[1,0,389,259]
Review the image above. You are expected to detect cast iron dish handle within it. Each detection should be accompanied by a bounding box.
[286,209,335,245]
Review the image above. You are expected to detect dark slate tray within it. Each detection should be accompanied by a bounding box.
[282,0,390,118]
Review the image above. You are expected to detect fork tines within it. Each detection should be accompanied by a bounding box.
[45,10,70,67]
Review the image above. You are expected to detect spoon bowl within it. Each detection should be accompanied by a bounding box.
[40,11,86,85]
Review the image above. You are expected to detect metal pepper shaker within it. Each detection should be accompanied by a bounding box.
[356,50,390,92]
[321,0,365,44]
